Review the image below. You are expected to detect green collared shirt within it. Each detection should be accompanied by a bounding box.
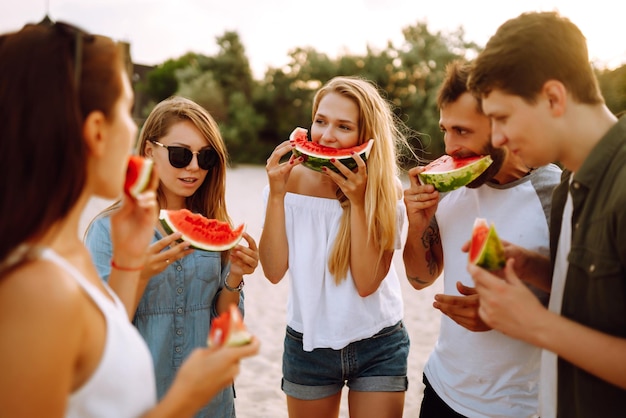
[549,116,626,418]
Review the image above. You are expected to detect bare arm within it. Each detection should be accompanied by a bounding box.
[321,154,395,296]
[107,172,160,318]
[402,166,443,289]
[216,232,259,313]
[0,263,84,417]
[349,200,395,296]
[258,140,301,283]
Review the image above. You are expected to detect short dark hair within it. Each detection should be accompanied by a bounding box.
[468,11,603,105]
[437,59,481,113]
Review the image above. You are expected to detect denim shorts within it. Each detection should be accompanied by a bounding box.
[281,321,410,400]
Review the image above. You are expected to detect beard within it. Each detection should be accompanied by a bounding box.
[465,140,506,188]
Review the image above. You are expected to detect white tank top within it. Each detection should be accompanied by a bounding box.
[41,249,157,417]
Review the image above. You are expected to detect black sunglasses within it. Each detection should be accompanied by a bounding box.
[150,140,219,170]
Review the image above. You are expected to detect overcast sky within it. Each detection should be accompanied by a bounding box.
[2,0,624,78]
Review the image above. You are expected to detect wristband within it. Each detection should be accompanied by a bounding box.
[111,260,144,272]
[224,274,244,292]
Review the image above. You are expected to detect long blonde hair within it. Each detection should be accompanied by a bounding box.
[313,76,407,283]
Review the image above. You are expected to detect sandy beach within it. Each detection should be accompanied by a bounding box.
[80,164,443,417]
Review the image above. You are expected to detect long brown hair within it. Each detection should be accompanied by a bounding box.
[0,21,125,270]
[137,96,231,222]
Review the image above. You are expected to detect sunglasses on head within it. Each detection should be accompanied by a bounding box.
[36,18,95,94]
[150,140,219,170]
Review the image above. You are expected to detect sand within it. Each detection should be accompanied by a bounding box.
[79,164,443,418]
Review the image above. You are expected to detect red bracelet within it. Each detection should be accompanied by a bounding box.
[111,260,144,272]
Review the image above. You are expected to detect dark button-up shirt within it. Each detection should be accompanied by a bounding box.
[549,116,626,418]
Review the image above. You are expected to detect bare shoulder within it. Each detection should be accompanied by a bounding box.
[0,260,90,414]
[287,164,316,195]
[0,259,86,339]
[286,164,305,190]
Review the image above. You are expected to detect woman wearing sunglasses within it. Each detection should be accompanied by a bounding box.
[85,95,260,417]
[0,21,258,418]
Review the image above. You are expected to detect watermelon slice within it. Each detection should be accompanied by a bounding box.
[418,154,493,192]
[208,303,252,347]
[290,127,374,173]
[124,155,154,198]
[469,218,506,271]
[159,209,245,252]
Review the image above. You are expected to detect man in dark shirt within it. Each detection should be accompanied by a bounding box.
[466,10,626,418]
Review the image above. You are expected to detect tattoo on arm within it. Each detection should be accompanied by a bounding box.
[421,218,441,277]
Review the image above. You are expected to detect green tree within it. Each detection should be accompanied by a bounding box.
[597,64,626,116]
[388,24,480,161]
[136,53,198,116]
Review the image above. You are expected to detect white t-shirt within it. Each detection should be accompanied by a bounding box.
[41,249,157,418]
[424,165,561,418]
[539,174,574,418]
[263,185,405,352]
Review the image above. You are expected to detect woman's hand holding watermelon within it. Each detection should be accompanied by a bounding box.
[322,152,368,206]
[265,140,302,197]
[215,232,259,313]
[108,164,160,316]
[110,164,160,267]
[141,232,193,279]
[228,232,259,277]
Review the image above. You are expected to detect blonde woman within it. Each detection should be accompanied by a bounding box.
[260,76,411,418]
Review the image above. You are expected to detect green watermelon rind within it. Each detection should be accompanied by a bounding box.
[292,141,373,173]
[418,155,493,192]
[224,330,253,347]
[470,221,506,271]
[159,209,245,252]
[126,157,154,198]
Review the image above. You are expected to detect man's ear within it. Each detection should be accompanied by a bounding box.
[543,80,567,117]
[82,110,107,157]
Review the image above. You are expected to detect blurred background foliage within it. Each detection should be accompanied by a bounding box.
[132,20,626,169]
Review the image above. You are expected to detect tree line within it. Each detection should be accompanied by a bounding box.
[133,20,626,168]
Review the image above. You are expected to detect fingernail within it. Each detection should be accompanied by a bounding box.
[289,160,294,165]
[330,158,336,163]
[322,167,327,172]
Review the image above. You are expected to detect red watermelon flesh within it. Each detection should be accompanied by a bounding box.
[208,303,252,347]
[159,209,245,252]
[418,154,493,192]
[124,155,154,198]
[423,155,486,172]
[290,126,374,173]
[469,218,490,261]
[469,218,506,271]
